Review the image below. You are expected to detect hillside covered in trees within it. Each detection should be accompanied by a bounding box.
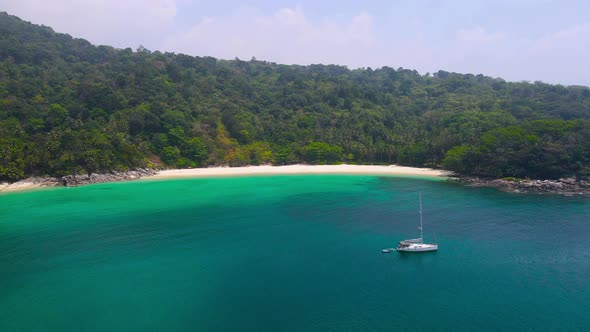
[1,12,590,181]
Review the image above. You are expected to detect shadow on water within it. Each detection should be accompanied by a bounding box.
[395,250,438,261]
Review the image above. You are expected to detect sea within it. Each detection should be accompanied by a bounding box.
[1,175,589,331]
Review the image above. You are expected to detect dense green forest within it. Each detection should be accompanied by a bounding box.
[1,12,589,181]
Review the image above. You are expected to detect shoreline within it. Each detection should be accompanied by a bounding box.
[3,166,588,195]
[0,181,44,193]
[0,165,451,193]
[150,164,452,179]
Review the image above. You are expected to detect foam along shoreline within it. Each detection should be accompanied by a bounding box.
[150,164,452,179]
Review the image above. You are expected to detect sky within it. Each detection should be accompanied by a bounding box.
[2,0,589,86]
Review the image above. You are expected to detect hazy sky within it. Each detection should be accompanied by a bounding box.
[2,0,589,86]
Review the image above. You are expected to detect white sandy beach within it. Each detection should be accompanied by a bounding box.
[0,165,451,193]
[151,164,452,179]
[0,181,47,193]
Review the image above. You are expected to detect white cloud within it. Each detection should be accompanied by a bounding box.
[527,23,590,85]
[432,27,509,77]
[1,1,589,86]
[163,7,378,67]
[443,23,590,85]
[534,22,590,51]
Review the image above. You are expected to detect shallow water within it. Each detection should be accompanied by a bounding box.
[1,175,589,331]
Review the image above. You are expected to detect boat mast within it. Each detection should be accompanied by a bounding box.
[419,192,423,242]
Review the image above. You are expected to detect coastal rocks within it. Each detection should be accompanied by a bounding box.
[27,176,62,186]
[458,177,590,195]
[60,168,158,186]
[0,169,159,192]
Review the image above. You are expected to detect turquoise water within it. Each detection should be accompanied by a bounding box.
[1,175,590,331]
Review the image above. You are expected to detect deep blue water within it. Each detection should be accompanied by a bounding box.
[1,175,589,331]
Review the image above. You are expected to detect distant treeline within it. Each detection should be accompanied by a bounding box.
[1,12,589,181]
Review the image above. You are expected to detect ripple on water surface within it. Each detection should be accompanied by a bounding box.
[1,175,590,331]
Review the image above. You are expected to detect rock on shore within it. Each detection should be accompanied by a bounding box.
[60,168,158,186]
[1,168,159,191]
[457,176,590,194]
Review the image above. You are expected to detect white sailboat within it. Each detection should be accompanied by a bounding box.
[395,193,438,252]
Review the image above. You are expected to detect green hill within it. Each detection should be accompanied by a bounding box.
[1,12,589,181]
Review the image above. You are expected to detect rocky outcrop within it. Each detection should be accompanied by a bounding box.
[60,168,158,186]
[3,168,159,191]
[457,176,590,194]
